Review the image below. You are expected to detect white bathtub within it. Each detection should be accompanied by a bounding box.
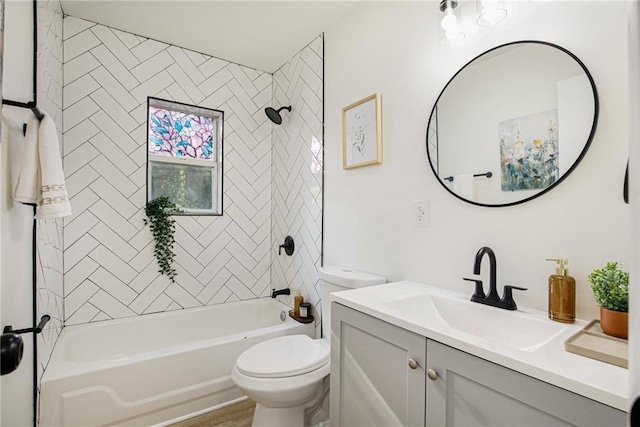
[40,298,313,427]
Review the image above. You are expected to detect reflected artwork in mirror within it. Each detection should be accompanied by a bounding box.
[426,41,598,207]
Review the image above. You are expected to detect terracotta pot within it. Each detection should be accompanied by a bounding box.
[600,307,628,339]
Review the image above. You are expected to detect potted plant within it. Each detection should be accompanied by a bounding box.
[587,262,629,339]
[144,196,181,283]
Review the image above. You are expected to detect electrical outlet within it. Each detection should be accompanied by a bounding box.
[414,200,429,227]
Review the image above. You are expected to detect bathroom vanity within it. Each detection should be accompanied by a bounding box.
[330,281,627,426]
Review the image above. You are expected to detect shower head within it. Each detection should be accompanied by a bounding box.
[265,106,292,125]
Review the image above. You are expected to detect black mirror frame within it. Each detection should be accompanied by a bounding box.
[426,40,599,208]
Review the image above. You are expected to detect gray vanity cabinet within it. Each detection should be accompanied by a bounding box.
[426,339,626,426]
[332,302,626,427]
[330,302,426,427]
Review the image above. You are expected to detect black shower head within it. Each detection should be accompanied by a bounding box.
[265,106,292,125]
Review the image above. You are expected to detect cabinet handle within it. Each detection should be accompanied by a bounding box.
[427,368,439,381]
[408,358,418,370]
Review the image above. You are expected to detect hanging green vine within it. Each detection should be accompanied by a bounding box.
[144,196,181,282]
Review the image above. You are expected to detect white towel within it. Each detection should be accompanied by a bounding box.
[453,174,476,200]
[14,115,40,205]
[14,112,72,219]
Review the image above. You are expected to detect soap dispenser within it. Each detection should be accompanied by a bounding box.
[546,258,576,323]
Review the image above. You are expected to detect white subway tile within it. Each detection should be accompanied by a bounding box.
[91,25,140,70]
[64,52,100,86]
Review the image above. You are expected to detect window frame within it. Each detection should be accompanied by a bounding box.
[146,96,224,216]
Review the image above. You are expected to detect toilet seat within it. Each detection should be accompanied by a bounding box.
[236,335,330,379]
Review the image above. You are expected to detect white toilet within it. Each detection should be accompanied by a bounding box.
[231,266,385,427]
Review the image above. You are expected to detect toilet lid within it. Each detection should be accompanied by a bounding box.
[236,335,330,378]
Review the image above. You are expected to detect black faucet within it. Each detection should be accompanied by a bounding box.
[271,288,291,298]
[463,247,527,310]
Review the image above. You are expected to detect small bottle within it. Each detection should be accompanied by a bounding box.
[546,258,576,323]
[294,289,304,316]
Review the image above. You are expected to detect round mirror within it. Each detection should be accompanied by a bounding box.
[426,41,598,207]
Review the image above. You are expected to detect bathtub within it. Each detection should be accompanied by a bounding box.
[40,298,313,427]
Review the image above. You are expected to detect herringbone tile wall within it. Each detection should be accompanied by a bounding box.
[36,0,64,379]
[271,37,324,334]
[62,17,275,325]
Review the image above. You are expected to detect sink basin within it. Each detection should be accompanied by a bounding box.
[384,292,568,352]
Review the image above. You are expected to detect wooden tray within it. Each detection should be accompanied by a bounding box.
[564,320,628,368]
[289,310,314,324]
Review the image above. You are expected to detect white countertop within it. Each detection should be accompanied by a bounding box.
[330,280,629,412]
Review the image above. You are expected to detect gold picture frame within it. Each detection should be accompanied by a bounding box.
[342,93,382,169]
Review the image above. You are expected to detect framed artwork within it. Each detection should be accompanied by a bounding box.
[342,93,382,169]
[499,109,559,191]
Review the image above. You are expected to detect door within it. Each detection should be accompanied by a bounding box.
[426,339,625,426]
[331,302,426,427]
[0,1,37,425]
[629,1,640,424]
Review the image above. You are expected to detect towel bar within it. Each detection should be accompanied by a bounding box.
[444,171,493,182]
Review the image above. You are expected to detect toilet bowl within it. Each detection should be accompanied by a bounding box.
[231,266,385,427]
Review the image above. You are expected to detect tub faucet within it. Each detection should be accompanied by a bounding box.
[271,288,291,298]
[463,246,527,310]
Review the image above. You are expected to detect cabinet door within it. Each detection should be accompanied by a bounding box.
[426,339,626,426]
[331,303,426,427]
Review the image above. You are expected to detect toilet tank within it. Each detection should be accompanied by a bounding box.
[318,266,386,338]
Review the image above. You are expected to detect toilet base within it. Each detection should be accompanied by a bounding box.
[306,377,330,426]
[253,403,305,427]
[250,380,326,427]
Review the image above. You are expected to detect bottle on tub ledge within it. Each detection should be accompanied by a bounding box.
[289,289,314,323]
[294,288,303,316]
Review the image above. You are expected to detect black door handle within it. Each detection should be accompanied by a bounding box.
[1,315,50,376]
[1,333,24,375]
[631,396,639,427]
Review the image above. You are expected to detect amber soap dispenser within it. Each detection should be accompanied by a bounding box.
[293,289,304,316]
[546,258,576,323]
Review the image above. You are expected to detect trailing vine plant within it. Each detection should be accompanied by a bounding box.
[144,196,181,282]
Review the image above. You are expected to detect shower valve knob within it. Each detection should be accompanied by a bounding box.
[278,236,295,256]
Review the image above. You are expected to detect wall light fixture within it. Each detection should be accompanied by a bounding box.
[476,0,508,26]
[439,0,465,45]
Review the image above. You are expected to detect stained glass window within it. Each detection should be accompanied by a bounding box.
[148,107,215,160]
[147,97,223,215]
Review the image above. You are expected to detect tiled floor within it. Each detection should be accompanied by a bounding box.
[170,399,256,427]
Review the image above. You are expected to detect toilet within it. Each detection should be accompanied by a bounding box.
[231,266,386,427]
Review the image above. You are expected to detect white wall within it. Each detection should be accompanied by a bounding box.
[628,0,639,414]
[1,2,37,425]
[1,1,3,419]
[324,1,630,321]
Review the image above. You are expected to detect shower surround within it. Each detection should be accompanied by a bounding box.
[62,17,323,326]
[36,0,64,386]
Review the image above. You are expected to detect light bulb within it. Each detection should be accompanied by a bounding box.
[441,7,457,31]
[477,0,507,26]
